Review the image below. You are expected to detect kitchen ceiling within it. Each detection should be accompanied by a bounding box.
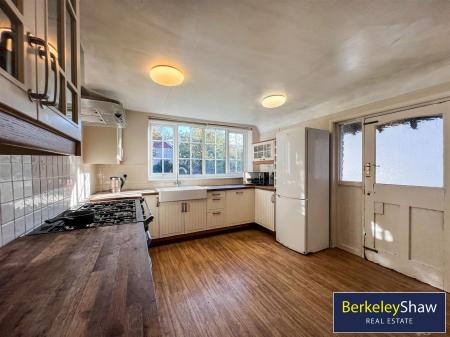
[80,0,450,133]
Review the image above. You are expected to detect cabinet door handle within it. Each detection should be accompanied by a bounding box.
[212,198,221,201]
[41,50,59,107]
[212,211,221,215]
[181,203,184,213]
[27,33,49,102]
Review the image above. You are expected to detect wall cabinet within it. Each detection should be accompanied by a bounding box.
[82,126,123,164]
[255,189,275,231]
[253,140,275,163]
[0,0,81,152]
[225,189,254,226]
[159,199,207,238]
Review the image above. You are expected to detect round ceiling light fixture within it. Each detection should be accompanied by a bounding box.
[261,94,287,108]
[150,65,184,86]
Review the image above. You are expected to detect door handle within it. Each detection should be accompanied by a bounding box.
[41,50,59,107]
[27,33,49,103]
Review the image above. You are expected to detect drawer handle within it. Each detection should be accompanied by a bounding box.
[211,193,221,196]
[212,212,221,215]
[236,191,244,194]
[212,198,221,201]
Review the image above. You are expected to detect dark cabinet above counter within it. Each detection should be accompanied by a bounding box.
[0,0,81,155]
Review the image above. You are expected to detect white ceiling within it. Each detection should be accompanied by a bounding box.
[80,0,450,133]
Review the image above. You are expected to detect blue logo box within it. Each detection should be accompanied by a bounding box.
[333,292,446,333]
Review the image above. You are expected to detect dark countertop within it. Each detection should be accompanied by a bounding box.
[206,184,276,192]
[91,185,276,201]
[0,223,160,337]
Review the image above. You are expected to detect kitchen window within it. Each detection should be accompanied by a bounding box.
[338,120,362,183]
[149,122,246,179]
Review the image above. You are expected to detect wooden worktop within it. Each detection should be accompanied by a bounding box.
[0,223,160,337]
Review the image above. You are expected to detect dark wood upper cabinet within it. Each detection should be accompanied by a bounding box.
[0,0,81,154]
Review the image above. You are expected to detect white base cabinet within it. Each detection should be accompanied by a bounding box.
[207,191,226,229]
[255,189,275,231]
[150,188,275,240]
[158,199,207,238]
[144,195,160,239]
[184,200,207,233]
[225,189,254,226]
[159,201,184,237]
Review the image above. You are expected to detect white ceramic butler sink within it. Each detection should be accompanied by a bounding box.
[157,186,207,202]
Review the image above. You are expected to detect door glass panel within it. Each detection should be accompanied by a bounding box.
[339,122,362,182]
[65,7,74,83]
[375,115,443,187]
[0,6,19,79]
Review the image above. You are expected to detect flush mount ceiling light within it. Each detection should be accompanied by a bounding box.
[150,65,184,87]
[261,94,287,108]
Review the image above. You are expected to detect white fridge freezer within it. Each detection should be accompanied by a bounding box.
[276,127,330,254]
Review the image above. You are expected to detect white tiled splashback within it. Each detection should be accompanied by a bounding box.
[0,155,92,247]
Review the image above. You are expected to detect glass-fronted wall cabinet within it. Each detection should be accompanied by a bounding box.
[0,0,81,142]
[252,140,275,163]
[0,0,39,119]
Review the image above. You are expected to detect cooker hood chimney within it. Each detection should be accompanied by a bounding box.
[80,86,126,128]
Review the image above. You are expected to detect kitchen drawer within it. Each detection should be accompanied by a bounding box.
[207,194,225,210]
[207,210,225,229]
[207,191,225,198]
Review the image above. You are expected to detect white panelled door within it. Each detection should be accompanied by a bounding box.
[363,103,448,289]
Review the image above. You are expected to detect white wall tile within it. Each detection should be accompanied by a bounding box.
[31,157,40,179]
[23,180,32,197]
[0,163,12,182]
[24,197,33,215]
[33,210,41,227]
[14,217,25,237]
[25,213,34,232]
[23,164,32,180]
[14,199,25,218]
[39,157,47,178]
[1,155,94,243]
[11,162,23,181]
[13,181,23,200]
[0,182,13,203]
[1,202,14,224]
[2,221,15,245]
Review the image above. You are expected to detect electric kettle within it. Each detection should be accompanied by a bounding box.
[110,176,125,193]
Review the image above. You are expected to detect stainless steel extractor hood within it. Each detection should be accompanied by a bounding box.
[81,87,126,128]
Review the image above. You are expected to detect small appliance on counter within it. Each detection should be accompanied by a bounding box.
[110,175,126,193]
[243,171,274,185]
[28,198,154,246]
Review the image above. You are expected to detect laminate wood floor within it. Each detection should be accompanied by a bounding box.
[149,229,449,337]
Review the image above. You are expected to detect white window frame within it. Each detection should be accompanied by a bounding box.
[148,120,247,180]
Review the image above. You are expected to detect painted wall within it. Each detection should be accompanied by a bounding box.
[94,110,256,191]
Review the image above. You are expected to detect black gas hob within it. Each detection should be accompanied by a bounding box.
[28,199,153,238]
